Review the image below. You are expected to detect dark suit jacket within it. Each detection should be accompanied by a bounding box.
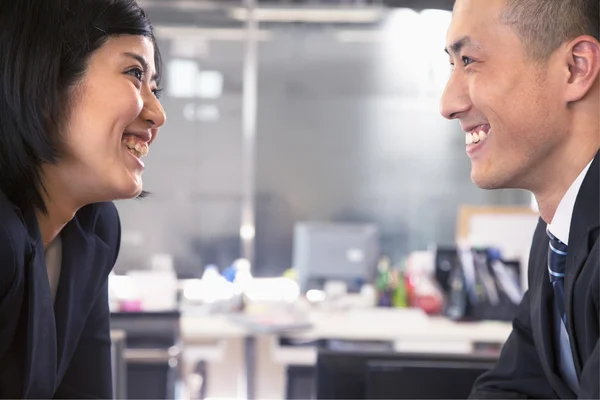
[470,152,600,399]
[0,191,121,399]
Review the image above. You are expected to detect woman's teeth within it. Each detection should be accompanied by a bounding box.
[123,137,149,158]
[466,129,490,145]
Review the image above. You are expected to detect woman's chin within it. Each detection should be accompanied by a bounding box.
[126,184,143,199]
[125,173,144,197]
[111,179,143,201]
[97,172,144,202]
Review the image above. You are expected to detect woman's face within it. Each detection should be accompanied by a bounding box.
[55,34,166,204]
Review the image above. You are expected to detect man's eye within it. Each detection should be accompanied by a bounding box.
[462,56,475,66]
[127,67,144,81]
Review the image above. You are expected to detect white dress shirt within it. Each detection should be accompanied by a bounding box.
[547,160,593,245]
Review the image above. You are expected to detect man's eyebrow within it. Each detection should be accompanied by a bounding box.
[124,52,158,81]
[444,36,482,55]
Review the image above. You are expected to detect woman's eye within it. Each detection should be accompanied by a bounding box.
[152,88,163,99]
[127,67,144,82]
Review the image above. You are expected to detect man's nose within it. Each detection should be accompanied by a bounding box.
[440,72,471,120]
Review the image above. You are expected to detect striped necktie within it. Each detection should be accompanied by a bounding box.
[547,230,568,324]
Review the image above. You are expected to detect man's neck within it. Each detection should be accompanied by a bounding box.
[533,142,598,224]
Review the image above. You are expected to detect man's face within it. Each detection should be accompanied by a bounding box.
[440,0,567,191]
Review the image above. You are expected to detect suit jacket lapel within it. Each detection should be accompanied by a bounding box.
[564,151,600,374]
[21,210,57,398]
[53,206,110,380]
[530,221,574,398]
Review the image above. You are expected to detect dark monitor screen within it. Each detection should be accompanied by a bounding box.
[366,359,494,399]
[315,350,496,400]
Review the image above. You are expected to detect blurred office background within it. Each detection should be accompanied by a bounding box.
[114,0,530,277]
[108,0,538,399]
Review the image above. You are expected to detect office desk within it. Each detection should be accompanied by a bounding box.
[180,308,512,399]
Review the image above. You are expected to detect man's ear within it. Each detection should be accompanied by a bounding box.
[565,36,600,103]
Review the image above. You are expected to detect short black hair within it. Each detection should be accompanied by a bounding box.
[0,0,160,213]
[501,0,600,61]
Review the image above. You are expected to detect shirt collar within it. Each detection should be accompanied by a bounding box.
[547,160,593,245]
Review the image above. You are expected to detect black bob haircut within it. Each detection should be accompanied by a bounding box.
[0,0,160,213]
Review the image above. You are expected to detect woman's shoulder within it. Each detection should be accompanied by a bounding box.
[75,202,121,264]
[82,202,120,231]
[0,190,29,252]
[0,191,29,295]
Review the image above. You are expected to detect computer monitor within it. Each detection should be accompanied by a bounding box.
[366,358,495,399]
[315,350,496,400]
[293,222,380,292]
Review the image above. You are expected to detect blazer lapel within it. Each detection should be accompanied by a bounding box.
[21,211,57,398]
[53,206,110,381]
[530,223,574,398]
[564,151,600,374]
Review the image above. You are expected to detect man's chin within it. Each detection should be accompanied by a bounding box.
[471,169,504,190]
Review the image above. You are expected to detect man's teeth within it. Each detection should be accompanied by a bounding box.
[122,137,149,157]
[465,129,489,145]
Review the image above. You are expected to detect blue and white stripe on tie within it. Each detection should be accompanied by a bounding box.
[547,229,568,324]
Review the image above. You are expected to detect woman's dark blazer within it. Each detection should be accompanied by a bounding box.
[0,190,120,398]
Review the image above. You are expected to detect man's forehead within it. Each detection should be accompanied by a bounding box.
[452,0,506,17]
[446,0,505,50]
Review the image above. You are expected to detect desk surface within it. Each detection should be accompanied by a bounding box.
[179,307,514,398]
[181,307,512,344]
